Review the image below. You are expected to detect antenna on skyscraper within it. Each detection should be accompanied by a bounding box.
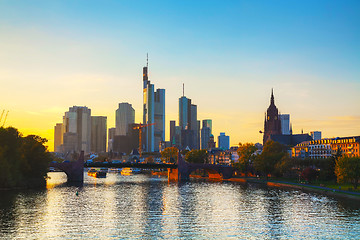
[146,53,148,68]
[183,83,184,97]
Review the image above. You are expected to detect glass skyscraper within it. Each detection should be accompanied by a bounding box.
[142,61,165,152]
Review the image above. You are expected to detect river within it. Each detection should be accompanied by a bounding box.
[0,172,359,239]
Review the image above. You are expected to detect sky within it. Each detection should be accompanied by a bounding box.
[0,0,359,151]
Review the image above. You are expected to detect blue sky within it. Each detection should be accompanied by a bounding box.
[0,0,359,150]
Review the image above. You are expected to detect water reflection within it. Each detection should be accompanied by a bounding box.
[0,173,359,239]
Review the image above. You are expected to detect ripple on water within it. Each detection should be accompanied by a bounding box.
[0,172,359,239]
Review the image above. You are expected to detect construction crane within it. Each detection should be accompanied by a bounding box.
[0,110,4,123]
[133,122,156,157]
[2,111,9,127]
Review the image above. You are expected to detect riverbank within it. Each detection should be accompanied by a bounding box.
[223,177,360,200]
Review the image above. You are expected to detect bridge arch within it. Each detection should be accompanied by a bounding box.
[49,151,84,183]
[173,155,234,181]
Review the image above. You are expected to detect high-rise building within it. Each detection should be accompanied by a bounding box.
[154,89,165,151]
[142,58,165,152]
[201,126,211,149]
[179,96,191,130]
[202,119,212,134]
[201,119,212,149]
[263,89,282,145]
[54,123,63,152]
[63,106,91,154]
[91,116,107,153]
[280,114,290,135]
[116,103,135,136]
[311,131,322,140]
[178,94,199,150]
[113,123,139,154]
[218,132,230,150]
[108,128,116,151]
[170,120,176,145]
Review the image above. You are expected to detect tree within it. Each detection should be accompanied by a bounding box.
[253,140,288,178]
[185,150,208,164]
[161,147,178,163]
[236,143,257,176]
[144,156,154,163]
[335,156,360,189]
[300,167,318,183]
[0,127,52,188]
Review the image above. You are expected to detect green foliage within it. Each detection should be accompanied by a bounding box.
[274,155,294,178]
[236,143,257,176]
[253,140,288,178]
[0,127,52,189]
[161,147,178,163]
[185,149,208,164]
[335,156,360,189]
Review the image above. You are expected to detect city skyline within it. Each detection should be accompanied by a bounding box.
[1,1,359,151]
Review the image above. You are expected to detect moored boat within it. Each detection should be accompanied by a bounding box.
[88,168,107,178]
[121,167,141,175]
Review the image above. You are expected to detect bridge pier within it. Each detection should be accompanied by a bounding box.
[49,151,84,183]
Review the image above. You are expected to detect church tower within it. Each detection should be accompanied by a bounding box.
[263,89,282,145]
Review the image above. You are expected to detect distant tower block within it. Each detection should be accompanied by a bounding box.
[311,131,322,140]
[280,114,290,135]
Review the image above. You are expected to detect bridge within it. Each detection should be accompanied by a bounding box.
[49,151,234,183]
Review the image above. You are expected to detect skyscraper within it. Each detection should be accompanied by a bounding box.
[116,103,135,136]
[142,57,165,152]
[280,114,290,135]
[178,91,199,150]
[201,126,211,149]
[202,119,212,134]
[170,120,176,145]
[218,132,230,150]
[63,106,92,154]
[154,89,165,151]
[108,127,116,152]
[54,123,63,152]
[201,119,212,149]
[91,116,107,153]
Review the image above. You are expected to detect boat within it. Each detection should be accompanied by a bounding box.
[88,168,107,178]
[121,167,141,175]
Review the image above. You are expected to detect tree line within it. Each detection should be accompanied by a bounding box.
[161,140,360,189]
[0,127,52,189]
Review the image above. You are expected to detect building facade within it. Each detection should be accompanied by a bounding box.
[91,116,107,153]
[280,114,290,135]
[178,95,199,150]
[54,123,63,152]
[201,119,212,150]
[311,131,322,141]
[331,136,360,157]
[292,136,360,159]
[218,132,230,150]
[116,103,135,136]
[108,127,116,152]
[63,106,92,154]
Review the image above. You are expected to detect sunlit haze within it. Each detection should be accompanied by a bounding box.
[0,1,359,151]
